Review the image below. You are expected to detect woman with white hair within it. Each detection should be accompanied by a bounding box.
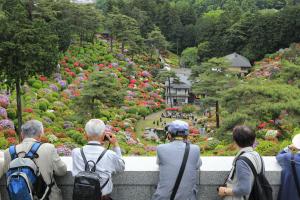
[72,119,125,200]
[276,134,300,200]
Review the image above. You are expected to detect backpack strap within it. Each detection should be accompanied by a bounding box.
[80,148,90,171]
[291,154,300,198]
[91,149,108,172]
[100,177,110,190]
[238,156,258,177]
[170,142,190,200]
[9,145,17,160]
[26,142,43,159]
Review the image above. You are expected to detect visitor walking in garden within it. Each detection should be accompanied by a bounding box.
[218,125,265,200]
[152,120,202,200]
[3,120,67,200]
[72,119,125,200]
[276,133,300,200]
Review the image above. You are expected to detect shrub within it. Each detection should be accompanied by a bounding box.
[38,99,50,112]
[217,113,251,138]
[104,54,113,62]
[207,138,221,150]
[0,137,8,149]
[256,140,281,156]
[27,78,36,86]
[182,104,196,114]
[44,112,56,121]
[38,102,48,111]
[32,81,43,89]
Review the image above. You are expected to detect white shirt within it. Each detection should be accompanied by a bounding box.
[72,141,125,195]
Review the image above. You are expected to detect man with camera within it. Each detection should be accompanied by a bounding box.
[72,119,125,200]
[152,120,202,200]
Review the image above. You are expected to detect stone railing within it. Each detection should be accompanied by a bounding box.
[0,157,282,200]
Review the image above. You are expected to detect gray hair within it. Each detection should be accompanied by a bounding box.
[21,120,44,138]
[85,119,105,137]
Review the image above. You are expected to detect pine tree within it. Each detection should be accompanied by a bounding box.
[0,0,59,135]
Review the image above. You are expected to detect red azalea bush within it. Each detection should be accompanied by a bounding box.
[7,137,17,145]
[24,108,33,113]
[5,129,16,137]
[39,76,47,82]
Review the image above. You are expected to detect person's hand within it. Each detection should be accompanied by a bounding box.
[288,144,297,151]
[105,132,119,147]
[218,187,227,198]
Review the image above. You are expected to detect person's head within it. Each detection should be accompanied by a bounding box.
[292,134,300,150]
[233,125,256,148]
[85,119,106,142]
[21,120,44,140]
[166,120,189,140]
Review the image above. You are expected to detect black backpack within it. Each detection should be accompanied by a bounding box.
[73,148,109,200]
[238,156,273,200]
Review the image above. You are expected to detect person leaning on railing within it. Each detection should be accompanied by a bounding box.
[71,119,125,200]
[3,120,67,200]
[151,120,202,200]
[276,133,300,200]
[218,125,264,200]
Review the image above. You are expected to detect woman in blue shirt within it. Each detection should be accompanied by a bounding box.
[276,134,300,200]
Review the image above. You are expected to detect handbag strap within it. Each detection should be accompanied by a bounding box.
[291,154,300,198]
[170,142,190,200]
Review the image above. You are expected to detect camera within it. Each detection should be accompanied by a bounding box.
[104,135,111,141]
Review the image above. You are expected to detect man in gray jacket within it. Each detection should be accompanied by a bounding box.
[152,120,202,200]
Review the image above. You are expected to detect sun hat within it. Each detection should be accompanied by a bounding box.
[292,134,300,149]
[167,120,189,136]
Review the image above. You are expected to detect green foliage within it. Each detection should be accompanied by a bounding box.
[76,70,126,119]
[0,0,59,85]
[0,137,8,149]
[66,130,87,145]
[37,99,50,112]
[180,47,198,68]
[273,60,300,88]
[146,26,169,55]
[256,140,281,156]
[32,81,43,89]
[207,138,221,150]
[221,80,300,120]
[192,57,239,105]
[182,104,196,114]
[217,113,252,136]
[105,12,142,54]
[156,70,177,84]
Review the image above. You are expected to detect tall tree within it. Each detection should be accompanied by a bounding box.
[105,12,140,53]
[0,0,59,135]
[146,26,169,58]
[71,4,103,45]
[192,58,239,105]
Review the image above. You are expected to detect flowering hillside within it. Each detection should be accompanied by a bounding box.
[0,40,166,155]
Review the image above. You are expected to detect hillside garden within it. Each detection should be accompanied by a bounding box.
[0,0,299,156]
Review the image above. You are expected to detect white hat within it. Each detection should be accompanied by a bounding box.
[292,134,300,149]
